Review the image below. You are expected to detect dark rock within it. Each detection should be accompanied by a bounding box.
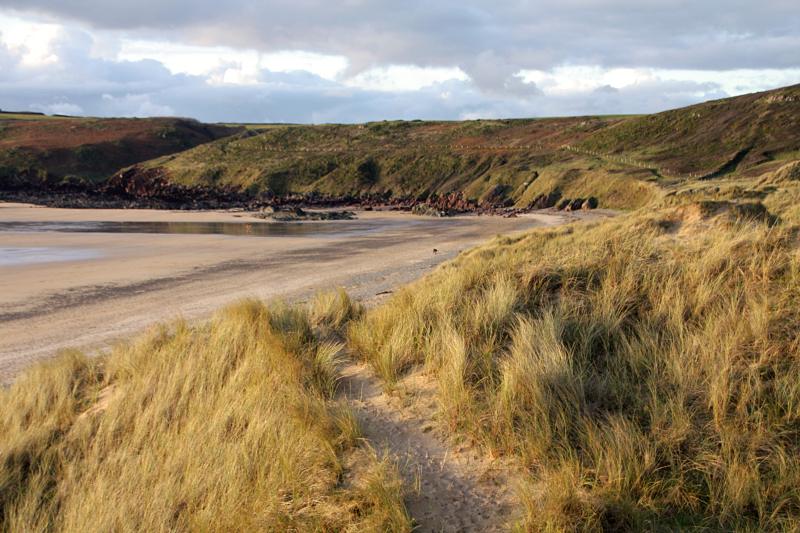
[530,191,561,209]
[582,197,599,210]
[412,204,450,217]
[257,205,356,221]
[565,198,585,212]
[479,184,512,207]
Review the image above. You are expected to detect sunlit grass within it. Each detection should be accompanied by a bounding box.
[0,299,410,532]
[350,204,800,530]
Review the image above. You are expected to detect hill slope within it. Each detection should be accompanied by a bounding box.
[577,84,800,179]
[0,116,239,189]
[128,84,800,210]
[138,116,662,209]
[3,84,799,212]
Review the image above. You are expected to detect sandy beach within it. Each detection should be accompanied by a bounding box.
[0,202,603,383]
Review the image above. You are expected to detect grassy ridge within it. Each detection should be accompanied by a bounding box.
[349,205,800,530]
[0,117,238,184]
[3,85,798,211]
[0,112,75,121]
[140,117,662,209]
[0,297,410,532]
[130,85,800,210]
[579,84,800,178]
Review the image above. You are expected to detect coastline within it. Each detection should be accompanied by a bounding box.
[0,202,606,384]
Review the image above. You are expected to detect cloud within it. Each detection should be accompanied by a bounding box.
[30,101,84,115]
[0,6,797,122]
[0,29,731,123]
[3,1,799,79]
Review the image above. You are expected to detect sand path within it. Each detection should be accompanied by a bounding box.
[340,362,520,532]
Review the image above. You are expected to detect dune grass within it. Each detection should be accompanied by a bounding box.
[309,288,365,335]
[349,205,800,530]
[5,196,800,531]
[0,299,410,532]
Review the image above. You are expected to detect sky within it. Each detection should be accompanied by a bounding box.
[0,1,798,123]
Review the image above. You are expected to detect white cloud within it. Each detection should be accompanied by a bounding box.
[0,13,61,66]
[30,101,84,115]
[259,51,348,81]
[345,65,468,92]
[519,65,800,100]
[520,67,657,95]
[0,8,797,123]
[99,93,175,116]
[119,41,349,82]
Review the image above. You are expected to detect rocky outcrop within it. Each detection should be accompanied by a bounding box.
[257,206,356,221]
[99,167,248,207]
[564,198,585,212]
[582,197,599,210]
[479,184,514,207]
[550,195,599,211]
[1,165,601,216]
[528,191,562,209]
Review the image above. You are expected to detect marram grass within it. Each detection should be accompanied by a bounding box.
[349,206,800,531]
[5,203,800,531]
[0,298,410,532]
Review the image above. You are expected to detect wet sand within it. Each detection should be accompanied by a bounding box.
[0,202,603,383]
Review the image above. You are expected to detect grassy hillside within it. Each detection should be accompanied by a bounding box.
[349,204,800,530]
[0,117,238,186]
[124,85,800,211]
[0,296,410,532]
[578,84,800,179]
[139,117,662,209]
[4,85,798,212]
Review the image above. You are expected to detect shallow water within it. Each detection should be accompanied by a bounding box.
[0,247,102,267]
[0,220,400,238]
[0,217,465,266]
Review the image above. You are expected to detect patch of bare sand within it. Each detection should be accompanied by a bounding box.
[340,362,520,532]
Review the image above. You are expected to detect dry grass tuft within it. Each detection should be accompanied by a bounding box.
[350,207,800,530]
[309,288,365,335]
[0,299,409,532]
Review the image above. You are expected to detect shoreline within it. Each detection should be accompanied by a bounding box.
[0,170,601,217]
[0,202,607,384]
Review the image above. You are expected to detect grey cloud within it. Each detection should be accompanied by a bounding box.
[0,17,797,122]
[1,0,798,91]
[0,27,734,123]
[465,50,543,97]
